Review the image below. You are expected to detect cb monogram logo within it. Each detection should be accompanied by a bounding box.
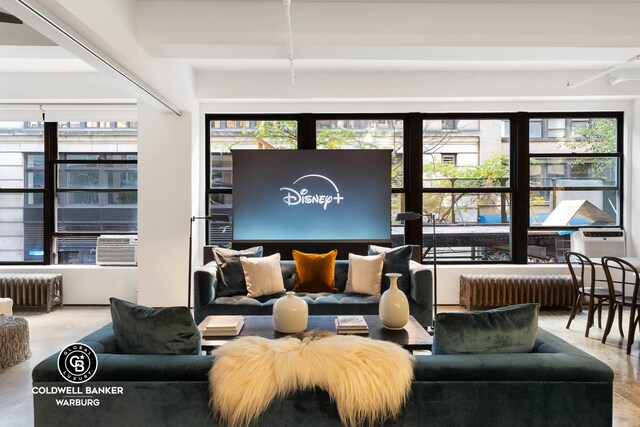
[57,343,98,384]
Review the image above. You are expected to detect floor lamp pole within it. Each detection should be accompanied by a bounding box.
[431,213,437,317]
[188,216,194,309]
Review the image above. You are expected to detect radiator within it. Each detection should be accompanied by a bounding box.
[459,274,573,310]
[0,274,63,312]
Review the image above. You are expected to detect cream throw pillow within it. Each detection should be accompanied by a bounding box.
[345,253,385,295]
[241,253,286,298]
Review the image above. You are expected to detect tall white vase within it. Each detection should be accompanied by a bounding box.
[273,291,308,333]
[379,273,409,330]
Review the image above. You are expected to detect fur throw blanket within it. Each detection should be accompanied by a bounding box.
[209,332,415,427]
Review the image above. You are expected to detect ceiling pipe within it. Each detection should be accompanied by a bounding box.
[567,54,640,90]
[13,0,182,116]
[609,76,640,85]
[283,0,295,85]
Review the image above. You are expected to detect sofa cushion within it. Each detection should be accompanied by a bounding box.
[109,297,201,355]
[345,253,384,295]
[292,249,339,293]
[433,303,540,355]
[242,253,286,298]
[368,245,412,293]
[213,246,263,297]
[211,292,380,317]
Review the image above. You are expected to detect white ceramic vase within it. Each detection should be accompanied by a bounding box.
[273,291,308,333]
[379,273,409,330]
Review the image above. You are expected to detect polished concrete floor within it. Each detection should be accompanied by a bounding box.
[1,305,639,426]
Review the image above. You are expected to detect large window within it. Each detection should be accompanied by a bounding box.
[204,112,623,264]
[0,122,44,262]
[54,122,138,264]
[207,117,298,247]
[0,121,138,265]
[315,117,405,245]
[422,117,513,262]
[527,115,621,263]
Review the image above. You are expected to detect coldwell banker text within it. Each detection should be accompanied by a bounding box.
[280,174,344,210]
[32,386,124,407]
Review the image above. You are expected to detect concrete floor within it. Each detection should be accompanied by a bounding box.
[1,305,640,426]
[1,306,111,427]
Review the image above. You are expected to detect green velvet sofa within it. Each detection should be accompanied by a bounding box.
[194,259,434,327]
[32,325,613,427]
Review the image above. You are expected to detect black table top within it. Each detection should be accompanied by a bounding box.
[199,314,432,351]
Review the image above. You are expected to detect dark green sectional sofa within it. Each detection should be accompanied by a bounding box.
[194,259,434,327]
[32,325,613,427]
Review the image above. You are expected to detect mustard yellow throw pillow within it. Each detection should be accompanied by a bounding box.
[292,249,339,293]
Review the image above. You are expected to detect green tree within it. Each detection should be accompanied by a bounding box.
[558,118,616,181]
[422,152,509,223]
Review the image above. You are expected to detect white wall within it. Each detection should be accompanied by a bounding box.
[0,265,136,304]
[434,264,570,305]
[137,101,192,307]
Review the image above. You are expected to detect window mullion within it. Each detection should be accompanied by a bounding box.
[43,122,58,265]
[512,112,529,264]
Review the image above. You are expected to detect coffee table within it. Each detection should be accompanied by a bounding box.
[198,315,432,352]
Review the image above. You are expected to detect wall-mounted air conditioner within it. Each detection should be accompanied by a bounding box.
[96,235,138,266]
[570,228,626,258]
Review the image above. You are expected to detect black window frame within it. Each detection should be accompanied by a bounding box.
[0,121,138,266]
[419,113,516,264]
[526,112,623,263]
[205,114,302,248]
[203,110,623,265]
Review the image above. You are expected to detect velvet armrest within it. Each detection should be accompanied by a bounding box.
[409,260,433,309]
[33,353,213,383]
[413,352,613,383]
[194,261,218,322]
[414,328,613,383]
[76,323,118,354]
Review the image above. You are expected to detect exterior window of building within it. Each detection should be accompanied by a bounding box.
[441,154,456,165]
[547,119,566,138]
[527,116,621,263]
[422,118,512,262]
[0,122,45,262]
[316,118,405,245]
[207,118,298,248]
[529,119,543,139]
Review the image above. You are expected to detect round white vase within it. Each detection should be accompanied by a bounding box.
[379,273,409,330]
[273,291,308,333]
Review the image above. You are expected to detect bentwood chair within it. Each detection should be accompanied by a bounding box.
[601,256,640,354]
[565,251,612,337]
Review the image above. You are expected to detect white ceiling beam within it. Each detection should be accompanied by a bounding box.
[0,0,191,114]
[0,72,136,102]
[195,70,640,102]
[137,1,640,49]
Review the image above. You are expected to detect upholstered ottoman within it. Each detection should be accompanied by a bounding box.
[0,316,32,369]
[0,297,12,315]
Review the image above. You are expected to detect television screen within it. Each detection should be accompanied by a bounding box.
[232,150,391,242]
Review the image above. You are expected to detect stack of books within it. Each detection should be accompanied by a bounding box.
[203,315,244,337]
[335,315,369,335]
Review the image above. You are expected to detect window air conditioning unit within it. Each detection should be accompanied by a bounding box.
[96,235,138,266]
[570,228,626,258]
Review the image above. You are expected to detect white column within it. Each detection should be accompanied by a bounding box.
[629,99,640,257]
[137,101,192,306]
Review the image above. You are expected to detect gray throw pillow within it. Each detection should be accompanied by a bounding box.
[213,246,263,297]
[432,303,540,355]
[110,298,201,355]
[367,245,412,293]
